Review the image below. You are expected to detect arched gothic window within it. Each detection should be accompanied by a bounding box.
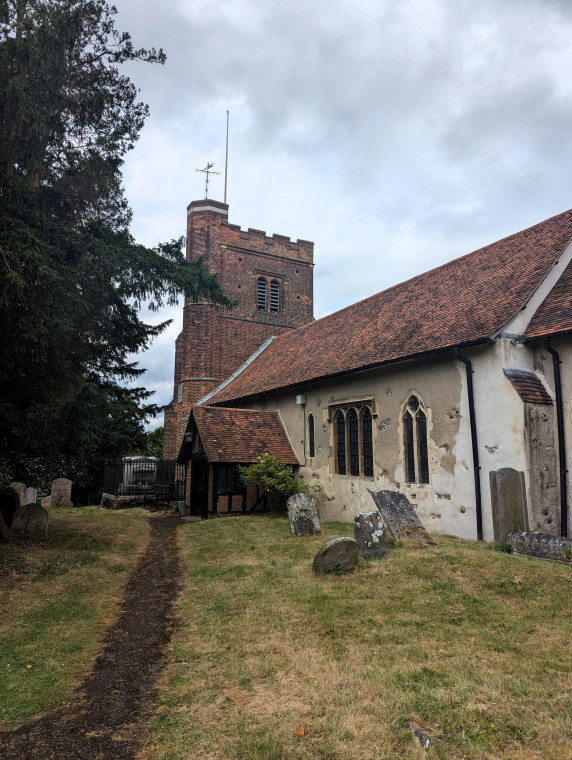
[402,395,429,484]
[332,402,374,477]
[257,277,267,310]
[270,280,280,312]
[307,413,315,458]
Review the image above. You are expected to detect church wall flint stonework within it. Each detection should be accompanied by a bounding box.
[162,199,314,459]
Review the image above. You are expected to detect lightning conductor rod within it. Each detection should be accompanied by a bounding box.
[224,110,229,204]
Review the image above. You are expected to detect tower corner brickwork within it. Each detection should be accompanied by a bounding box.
[162,199,314,459]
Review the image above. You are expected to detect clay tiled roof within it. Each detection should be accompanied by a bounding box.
[208,210,572,405]
[503,370,553,405]
[189,407,298,464]
[525,260,572,339]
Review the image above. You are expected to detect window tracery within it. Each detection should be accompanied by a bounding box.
[331,401,374,477]
[402,394,429,484]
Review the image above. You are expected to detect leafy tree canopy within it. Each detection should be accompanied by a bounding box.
[0,0,232,493]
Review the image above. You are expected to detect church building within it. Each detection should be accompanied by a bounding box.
[175,205,572,543]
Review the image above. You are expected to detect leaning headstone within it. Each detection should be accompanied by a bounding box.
[287,492,321,537]
[354,511,388,559]
[312,537,359,574]
[11,504,49,537]
[25,487,37,505]
[9,482,27,506]
[41,496,51,508]
[50,478,73,508]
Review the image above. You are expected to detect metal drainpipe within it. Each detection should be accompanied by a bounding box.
[544,338,568,537]
[454,348,484,540]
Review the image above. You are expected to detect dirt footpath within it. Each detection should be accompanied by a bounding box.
[0,515,184,760]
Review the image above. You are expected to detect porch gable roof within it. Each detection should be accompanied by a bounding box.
[183,406,299,465]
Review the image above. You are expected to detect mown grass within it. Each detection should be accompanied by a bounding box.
[145,516,572,760]
[0,506,149,728]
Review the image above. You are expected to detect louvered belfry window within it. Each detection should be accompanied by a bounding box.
[402,394,430,484]
[331,402,375,477]
[270,280,280,312]
[257,278,267,310]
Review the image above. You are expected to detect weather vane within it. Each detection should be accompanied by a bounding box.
[196,162,220,199]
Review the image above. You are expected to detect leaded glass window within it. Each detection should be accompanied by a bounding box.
[331,402,375,477]
[348,408,359,476]
[335,409,346,475]
[403,410,415,483]
[216,464,242,494]
[361,407,374,477]
[402,395,429,484]
[308,413,315,458]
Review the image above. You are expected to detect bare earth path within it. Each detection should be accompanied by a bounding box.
[0,515,184,760]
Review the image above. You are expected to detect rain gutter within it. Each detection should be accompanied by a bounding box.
[454,347,483,541]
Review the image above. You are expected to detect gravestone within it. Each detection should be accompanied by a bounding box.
[312,537,359,574]
[11,504,49,537]
[25,487,37,505]
[0,487,19,535]
[287,493,321,537]
[50,478,73,508]
[9,482,27,506]
[490,468,529,541]
[368,489,424,539]
[41,496,51,508]
[507,531,572,563]
[354,511,388,559]
[100,493,117,510]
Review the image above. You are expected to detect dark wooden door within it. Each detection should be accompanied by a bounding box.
[190,460,209,519]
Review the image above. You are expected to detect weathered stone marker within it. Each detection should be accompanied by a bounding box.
[368,489,434,547]
[490,468,529,541]
[312,537,359,574]
[49,478,73,508]
[0,486,20,528]
[507,530,572,563]
[354,511,388,559]
[25,487,37,505]
[287,492,321,537]
[11,504,49,537]
[9,482,27,506]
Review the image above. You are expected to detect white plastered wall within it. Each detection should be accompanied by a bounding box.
[240,356,484,538]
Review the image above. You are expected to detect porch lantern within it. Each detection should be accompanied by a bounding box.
[184,430,194,446]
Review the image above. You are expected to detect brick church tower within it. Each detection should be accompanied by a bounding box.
[162,199,314,458]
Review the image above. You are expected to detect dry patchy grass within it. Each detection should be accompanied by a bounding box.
[145,515,572,760]
[0,506,149,728]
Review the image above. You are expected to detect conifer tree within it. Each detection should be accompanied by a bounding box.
[0,0,231,492]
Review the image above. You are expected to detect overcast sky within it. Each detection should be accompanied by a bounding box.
[111,0,572,428]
